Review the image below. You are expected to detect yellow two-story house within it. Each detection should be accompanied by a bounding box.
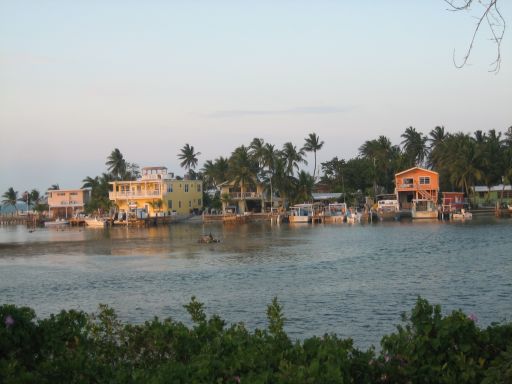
[109,166,203,216]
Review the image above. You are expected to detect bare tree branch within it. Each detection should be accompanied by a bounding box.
[445,0,505,73]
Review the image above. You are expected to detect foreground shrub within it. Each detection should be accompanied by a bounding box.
[1,298,511,383]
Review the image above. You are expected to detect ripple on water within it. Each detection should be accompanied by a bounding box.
[1,219,512,348]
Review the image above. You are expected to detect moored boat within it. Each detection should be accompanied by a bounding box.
[375,194,399,221]
[44,218,70,227]
[451,209,473,220]
[289,203,321,223]
[84,217,108,228]
[323,203,347,223]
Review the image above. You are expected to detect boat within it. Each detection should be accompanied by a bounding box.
[84,217,108,228]
[323,203,347,223]
[198,233,220,243]
[375,194,399,221]
[288,203,321,223]
[345,208,361,224]
[44,218,70,227]
[411,199,438,219]
[451,209,473,220]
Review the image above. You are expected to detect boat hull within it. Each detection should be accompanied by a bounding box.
[289,215,311,223]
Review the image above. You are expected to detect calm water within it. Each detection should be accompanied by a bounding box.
[1,218,511,349]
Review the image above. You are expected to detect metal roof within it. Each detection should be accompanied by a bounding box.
[312,193,343,200]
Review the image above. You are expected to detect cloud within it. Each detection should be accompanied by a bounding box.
[205,105,354,118]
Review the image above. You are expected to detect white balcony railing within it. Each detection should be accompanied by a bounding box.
[109,190,162,199]
[229,192,262,200]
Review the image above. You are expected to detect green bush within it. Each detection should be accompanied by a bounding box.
[1,298,510,383]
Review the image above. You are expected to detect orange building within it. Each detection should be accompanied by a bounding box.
[395,167,439,219]
[47,188,91,218]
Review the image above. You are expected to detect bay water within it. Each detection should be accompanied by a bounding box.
[1,218,511,349]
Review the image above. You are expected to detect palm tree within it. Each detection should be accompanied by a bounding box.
[201,157,229,189]
[178,144,201,178]
[249,138,266,169]
[401,126,428,168]
[359,136,399,195]
[106,148,127,180]
[282,142,307,177]
[48,184,60,191]
[2,187,19,214]
[302,133,324,178]
[82,176,100,189]
[440,133,483,196]
[29,189,41,205]
[427,126,447,169]
[228,145,258,213]
[295,170,315,203]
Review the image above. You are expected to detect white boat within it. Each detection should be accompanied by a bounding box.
[375,194,399,221]
[451,209,473,220]
[44,218,70,227]
[345,208,361,224]
[323,203,347,223]
[84,217,108,228]
[289,203,321,223]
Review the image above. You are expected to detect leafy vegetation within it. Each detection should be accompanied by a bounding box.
[1,297,510,383]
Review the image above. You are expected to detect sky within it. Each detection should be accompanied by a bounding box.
[1,1,511,195]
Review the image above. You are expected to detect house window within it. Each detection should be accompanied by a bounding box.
[419,177,430,185]
[57,192,65,196]
[185,184,189,192]
[197,184,201,192]
[402,178,413,186]
[198,198,202,206]
[189,201,192,208]
[168,200,172,209]
[70,192,78,196]
[179,201,181,208]
[167,184,173,193]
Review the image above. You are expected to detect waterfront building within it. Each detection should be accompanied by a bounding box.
[470,184,512,207]
[218,181,279,214]
[109,166,203,216]
[47,188,91,218]
[395,167,439,219]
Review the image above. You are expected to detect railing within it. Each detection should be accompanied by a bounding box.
[109,190,162,199]
[228,192,262,199]
[48,201,84,207]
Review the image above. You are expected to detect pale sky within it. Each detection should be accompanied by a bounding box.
[1,1,511,195]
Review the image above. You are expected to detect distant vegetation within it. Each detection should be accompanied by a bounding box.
[1,297,511,383]
[3,126,512,214]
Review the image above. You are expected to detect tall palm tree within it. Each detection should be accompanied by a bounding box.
[2,187,19,214]
[48,184,60,191]
[106,148,127,180]
[201,157,229,189]
[249,137,266,170]
[302,132,324,178]
[427,126,448,169]
[401,126,428,168]
[178,144,201,178]
[359,136,399,195]
[295,170,315,203]
[441,133,483,195]
[282,142,307,177]
[479,129,504,189]
[228,145,258,213]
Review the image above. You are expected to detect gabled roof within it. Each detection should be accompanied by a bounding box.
[395,167,438,177]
